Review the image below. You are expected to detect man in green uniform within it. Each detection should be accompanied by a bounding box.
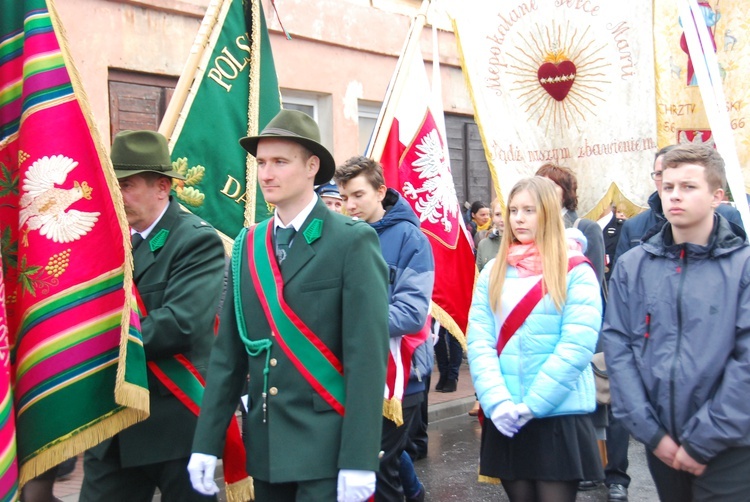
[80,130,225,501]
[189,110,389,501]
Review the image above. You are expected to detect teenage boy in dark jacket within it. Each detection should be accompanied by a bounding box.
[336,156,435,502]
[604,143,750,502]
[614,145,744,264]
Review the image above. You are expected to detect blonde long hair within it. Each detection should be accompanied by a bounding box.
[488,177,568,311]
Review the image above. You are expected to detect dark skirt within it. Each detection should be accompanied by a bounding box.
[479,413,604,482]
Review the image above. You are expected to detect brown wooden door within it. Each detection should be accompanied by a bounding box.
[108,70,177,144]
[445,113,492,208]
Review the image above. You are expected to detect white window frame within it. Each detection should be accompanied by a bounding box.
[280,89,333,154]
[357,101,382,156]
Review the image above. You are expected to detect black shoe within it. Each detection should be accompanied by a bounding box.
[608,483,628,501]
[578,480,599,491]
[435,374,447,392]
[440,378,457,392]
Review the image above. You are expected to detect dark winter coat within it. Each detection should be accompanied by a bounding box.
[370,189,435,340]
[603,214,750,464]
[563,211,606,285]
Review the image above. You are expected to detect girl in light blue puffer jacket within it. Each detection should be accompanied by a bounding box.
[468,177,603,502]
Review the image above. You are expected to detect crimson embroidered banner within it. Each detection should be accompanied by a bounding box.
[0,0,149,486]
[0,258,18,501]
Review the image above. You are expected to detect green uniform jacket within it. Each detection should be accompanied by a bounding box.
[193,198,390,483]
[89,198,225,467]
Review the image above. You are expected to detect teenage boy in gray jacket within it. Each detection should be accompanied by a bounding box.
[603,143,750,502]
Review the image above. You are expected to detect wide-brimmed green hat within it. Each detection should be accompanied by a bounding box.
[111,130,185,180]
[239,109,335,185]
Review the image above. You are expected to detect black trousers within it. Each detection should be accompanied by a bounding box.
[604,409,631,487]
[80,446,215,502]
[375,403,420,502]
[405,376,430,460]
[646,445,750,502]
[434,327,462,381]
[252,477,337,501]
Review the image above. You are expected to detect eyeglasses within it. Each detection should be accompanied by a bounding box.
[650,171,663,180]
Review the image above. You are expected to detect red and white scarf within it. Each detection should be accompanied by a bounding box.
[383,317,431,426]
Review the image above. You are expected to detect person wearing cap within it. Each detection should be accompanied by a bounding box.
[316,181,345,213]
[189,110,390,502]
[79,131,225,501]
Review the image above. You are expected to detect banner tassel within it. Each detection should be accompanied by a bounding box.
[270,0,291,40]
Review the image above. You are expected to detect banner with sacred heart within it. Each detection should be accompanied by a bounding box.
[452,0,658,218]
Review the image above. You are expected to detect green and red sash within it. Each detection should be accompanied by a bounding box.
[133,288,252,502]
[246,220,346,415]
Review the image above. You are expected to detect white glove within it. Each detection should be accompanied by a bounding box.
[187,453,220,496]
[337,469,376,502]
[514,403,534,429]
[490,400,519,437]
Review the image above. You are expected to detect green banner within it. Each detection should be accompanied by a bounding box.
[164,0,281,237]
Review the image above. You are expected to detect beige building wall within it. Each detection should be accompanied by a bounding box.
[54,0,472,161]
[55,0,205,143]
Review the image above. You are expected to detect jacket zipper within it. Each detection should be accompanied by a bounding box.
[519,329,524,399]
[670,247,686,438]
[641,313,651,357]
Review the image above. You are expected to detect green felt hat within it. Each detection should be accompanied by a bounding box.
[111,130,185,180]
[240,109,335,185]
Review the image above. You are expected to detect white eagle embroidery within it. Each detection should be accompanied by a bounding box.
[678,130,716,150]
[402,129,460,233]
[19,155,100,243]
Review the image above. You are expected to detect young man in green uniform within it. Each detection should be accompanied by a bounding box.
[80,131,225,501]
[189,110,390,502]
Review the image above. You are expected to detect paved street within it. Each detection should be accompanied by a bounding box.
[417,413,659,501]
[57,362,659,501]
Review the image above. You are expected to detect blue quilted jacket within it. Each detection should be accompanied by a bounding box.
[468,258,602,419]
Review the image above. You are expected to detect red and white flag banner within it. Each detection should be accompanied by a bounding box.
[368,5,475,345]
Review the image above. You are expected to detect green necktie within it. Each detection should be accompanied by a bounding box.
[275,227,296,264]
[131,233,144,251]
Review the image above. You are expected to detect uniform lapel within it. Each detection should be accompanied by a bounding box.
[133,199,179,282]
[281,199,327,284]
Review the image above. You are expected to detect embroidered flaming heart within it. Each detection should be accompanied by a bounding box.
[537,60,577,101]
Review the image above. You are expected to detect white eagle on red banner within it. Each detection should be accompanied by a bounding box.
[403,127,461,239]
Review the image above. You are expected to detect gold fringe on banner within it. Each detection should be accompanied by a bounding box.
[477,474,502,485]
[19,407,148,485]
[431,302,468,352]
[115,379,151,412]
[382,397,404,427]
[225,476,255,502]
[244,0,262,227]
